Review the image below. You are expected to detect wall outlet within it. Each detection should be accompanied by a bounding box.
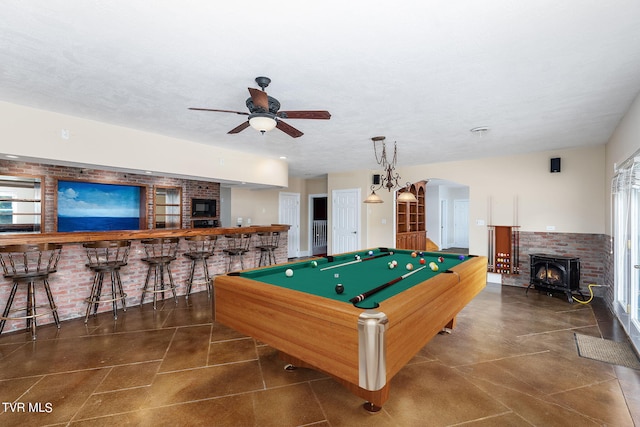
[546,225,556,231]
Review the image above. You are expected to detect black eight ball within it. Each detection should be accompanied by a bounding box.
[335,284,344,294]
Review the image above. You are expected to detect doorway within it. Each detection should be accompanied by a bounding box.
[309,194,327,256]
[425,179,469,251]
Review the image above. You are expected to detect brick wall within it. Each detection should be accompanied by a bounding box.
[0,159,220,231]
[502,231,611,294]
[0,160,290,334]
[0,232,289,334]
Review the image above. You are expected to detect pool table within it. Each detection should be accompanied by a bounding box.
[214,248,487,411]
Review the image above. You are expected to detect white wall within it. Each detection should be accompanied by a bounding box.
[605,92,640,231]
[0,101,288,188]
[230,176,328,253]
[328,144,606,256]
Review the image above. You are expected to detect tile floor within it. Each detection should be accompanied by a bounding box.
[0,282,639,426]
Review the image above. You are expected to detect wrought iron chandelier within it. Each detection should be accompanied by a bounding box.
[364,136,417,204]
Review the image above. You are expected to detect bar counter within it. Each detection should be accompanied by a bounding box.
[0,225,289,335]
[0,224,290,246]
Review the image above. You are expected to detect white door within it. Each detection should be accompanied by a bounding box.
[332,188,360,254]
[279,192,300,258]
[440,200,448,249]
[453,199,469,248]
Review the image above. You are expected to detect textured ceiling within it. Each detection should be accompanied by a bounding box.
[1,1,640,179]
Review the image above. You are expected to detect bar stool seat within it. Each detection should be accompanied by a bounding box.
[83,240,130,322]
[140,237,179,309]
[183,235,217,299]
[223,233,253,272]
[0,243,62,339]
[256,231,280,266]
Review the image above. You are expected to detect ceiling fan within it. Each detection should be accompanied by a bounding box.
[189,76,331,138]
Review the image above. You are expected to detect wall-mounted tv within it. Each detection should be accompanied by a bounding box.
[57,180,144,232]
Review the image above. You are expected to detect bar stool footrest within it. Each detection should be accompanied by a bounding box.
[85,293,127,305]
[0,305,57,321]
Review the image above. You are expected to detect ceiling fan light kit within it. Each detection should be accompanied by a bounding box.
[248,113,277,134]
[189,76,330,138]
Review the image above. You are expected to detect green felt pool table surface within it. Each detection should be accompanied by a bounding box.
[236,248,469,307]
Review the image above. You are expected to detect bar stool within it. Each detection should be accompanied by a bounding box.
[256,231,280,266]
[223,233,253,272]
[0,243,62,339]
[140,237,179,309]
[183,235,217,299]
[83,240,130,322]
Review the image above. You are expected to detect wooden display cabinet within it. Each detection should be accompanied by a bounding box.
[396,181,426,250]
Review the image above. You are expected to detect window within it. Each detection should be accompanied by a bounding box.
[154,186,182,229]
[0,175,42,233]
[612,151,640,353]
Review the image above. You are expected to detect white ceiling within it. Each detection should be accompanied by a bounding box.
[2,1,640,179]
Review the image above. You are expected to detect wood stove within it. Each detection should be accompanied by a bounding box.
[527,253,584,302]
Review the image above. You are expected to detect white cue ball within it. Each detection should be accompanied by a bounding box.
[285,268,294,277]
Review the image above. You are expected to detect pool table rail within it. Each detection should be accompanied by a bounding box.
[215,274,364,384]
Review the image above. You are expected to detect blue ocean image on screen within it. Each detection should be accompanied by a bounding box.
[57,181,141,232]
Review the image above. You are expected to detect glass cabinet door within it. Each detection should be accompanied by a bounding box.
[154,186,181,229]
[0,175,42,233]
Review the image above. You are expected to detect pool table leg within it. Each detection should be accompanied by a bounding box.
[279,351,390,411]
[439,316,457,334]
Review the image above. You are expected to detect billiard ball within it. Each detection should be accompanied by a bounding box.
[392,260,398,266]
[419,258,426,265]
[458,255,465,260]
[368,250,374,256]
[437,256,444,263]
[388,262,395,269]
[335,283,344,294]
[285,268,294,277]
[310,260,318,268]
[411,252,417,258]
[406,263,414,270]
[418,251,423,257]
[355,255,361,260]
[430,264,439,271]
[429,261,436,268]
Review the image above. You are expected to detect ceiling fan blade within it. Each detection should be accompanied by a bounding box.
[277,110,331,120]
[248,88,269,111]
[276,120,304,138]
[189,107,249,116]
[228,121,250,134]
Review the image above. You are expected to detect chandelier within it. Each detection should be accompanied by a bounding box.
[364,136,417,204]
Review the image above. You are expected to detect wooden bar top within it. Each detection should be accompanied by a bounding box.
[0,224,290,246]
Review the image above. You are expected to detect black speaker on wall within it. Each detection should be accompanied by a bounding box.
[550,157,561,173]
[373,174,381,185]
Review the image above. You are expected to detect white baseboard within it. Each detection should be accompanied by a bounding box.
[487,272,502,284]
